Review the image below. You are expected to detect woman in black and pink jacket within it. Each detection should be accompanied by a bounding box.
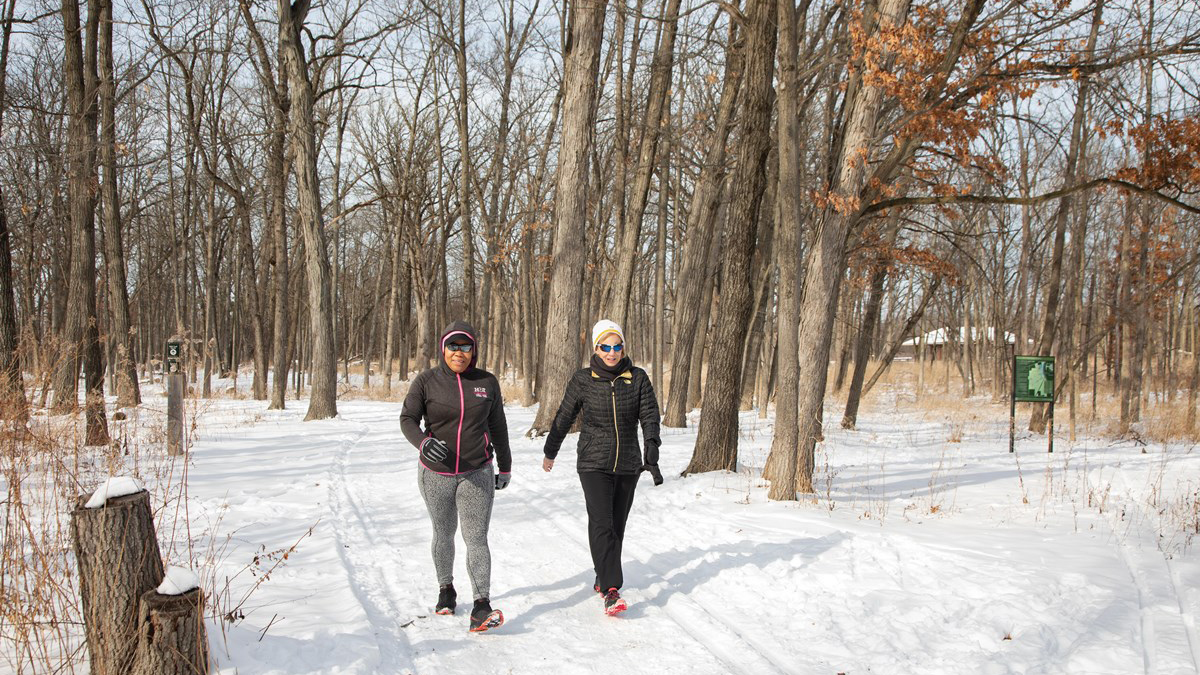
[400,320,511,632]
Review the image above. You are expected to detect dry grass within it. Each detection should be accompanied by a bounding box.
[0,378,299,673]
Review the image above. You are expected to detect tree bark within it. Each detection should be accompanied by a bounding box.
[792,0,916,492]
[0,0,25,419]
[131,589,209,675]
[684,0,777,475]
[52,0,109,446]
[97,0,139,408]
[662,25,742,427]
[71,489,165,675]
[278,0,337,420]
[605,0,682,326]
[529,0,608,435]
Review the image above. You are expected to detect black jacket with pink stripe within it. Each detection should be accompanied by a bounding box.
[400,322,512,475]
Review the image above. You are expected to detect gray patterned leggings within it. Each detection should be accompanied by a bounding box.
[417,465,494,601]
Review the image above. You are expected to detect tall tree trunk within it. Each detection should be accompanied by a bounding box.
[98,0,138,408]
[53,0,110,445]
[841,228,897,429]
[792,0,916,492]
[765,0,802,497]
[529,0,608,435]
[278,0,337,420]
[605,0,682,326]
[662,26,742,427]
[239,0,292,411]
[1028,0,1102,432]
[453,0,477,322]
[684,0,777,475]
[0,0,26,419]
[1126,0,1156,431]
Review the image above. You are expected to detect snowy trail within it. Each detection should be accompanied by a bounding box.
[326,404,775,675]
[141,397,1200,675]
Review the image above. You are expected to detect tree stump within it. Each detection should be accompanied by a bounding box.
[131,588,210,675]
[71,489,164,675]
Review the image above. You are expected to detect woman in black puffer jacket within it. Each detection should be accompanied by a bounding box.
[542,319,662,616]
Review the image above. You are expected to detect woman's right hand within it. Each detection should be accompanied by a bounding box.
[542,457,554,472]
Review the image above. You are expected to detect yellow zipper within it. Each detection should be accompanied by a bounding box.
[610,381,620,471]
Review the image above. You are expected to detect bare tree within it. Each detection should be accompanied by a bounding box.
[529,0,608,435]
[684,0,777,474]
[278,0,337,420]
[52,0,109,445]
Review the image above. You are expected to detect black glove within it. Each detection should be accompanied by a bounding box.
[644,441,660,466]
[420,437,449,464]
[642,463,664,486]
[495,473,511,490]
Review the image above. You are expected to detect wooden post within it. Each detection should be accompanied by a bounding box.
[167,372,184,455]
[131,589,209,675]
[71,490,164,675]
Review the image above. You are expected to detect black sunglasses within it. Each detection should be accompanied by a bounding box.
[446,343,474,353]
[598,343,624,353]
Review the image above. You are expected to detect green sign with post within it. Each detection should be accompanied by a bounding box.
[1013,355,1054,403]
[1010,354,1055,454]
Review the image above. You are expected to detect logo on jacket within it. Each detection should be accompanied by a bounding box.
[474,387,489,399]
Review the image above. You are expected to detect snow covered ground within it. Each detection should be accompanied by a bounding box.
[9,381,1200,674]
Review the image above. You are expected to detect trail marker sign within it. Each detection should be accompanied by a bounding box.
[1010,355,1055,454]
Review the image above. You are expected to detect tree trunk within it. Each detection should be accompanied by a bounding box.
[1027,0,1101,432]
[662,25,742,427]
[278,0,337,420]
[71,489,165,675]
[453,0,477,321]
[793,0,916,492]
[529,0,608,435]
[841,234,894,429]
[0,0,26,419]
[684,0,777,475]
[605,0,682,326]
[131,589,209,675]
[765,0,801,498]
[53,0,109,446]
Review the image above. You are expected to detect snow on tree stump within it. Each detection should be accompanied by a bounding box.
[131,587,209,675]
[71,485,164,675]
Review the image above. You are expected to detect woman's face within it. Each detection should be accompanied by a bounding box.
[443,340,473,373]
[595,333,624,367]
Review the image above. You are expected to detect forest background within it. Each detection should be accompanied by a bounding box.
[0,0,1199,497]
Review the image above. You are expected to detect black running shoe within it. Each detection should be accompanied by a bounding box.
[469,598,505,633]
[603,588,627,616]
[435,584,456,615]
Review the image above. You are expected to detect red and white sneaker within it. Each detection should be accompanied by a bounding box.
[603,588,627,616]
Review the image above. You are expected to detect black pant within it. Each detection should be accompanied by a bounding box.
[579,471,640,592]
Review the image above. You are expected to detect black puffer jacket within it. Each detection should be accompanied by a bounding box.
[543,361,661,475]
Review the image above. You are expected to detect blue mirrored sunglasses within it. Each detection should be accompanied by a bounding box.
[598,343,624,353]
[446,343,474,353]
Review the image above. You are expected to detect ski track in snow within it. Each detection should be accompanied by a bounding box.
[1108,477,1200,675]
[327,413,416,674]
[520,489,788,675]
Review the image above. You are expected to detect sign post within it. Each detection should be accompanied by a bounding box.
[1011,355,1055,454]
[166,340,184,456]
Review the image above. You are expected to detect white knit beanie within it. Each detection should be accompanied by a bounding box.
[591,319,625,349]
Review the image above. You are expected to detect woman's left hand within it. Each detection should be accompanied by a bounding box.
[542,457,554,472]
